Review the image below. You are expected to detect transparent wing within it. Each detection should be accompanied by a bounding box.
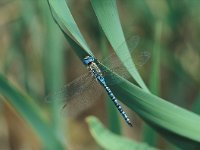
[61,80,103,118]
[134,51,151,67]
[45,73,104,117]
[100,51,150,85]
[45,73,94,103]
[101,35,140,66]
[100,35,150,85]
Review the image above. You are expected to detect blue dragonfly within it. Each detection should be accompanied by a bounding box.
[46,36,150,127]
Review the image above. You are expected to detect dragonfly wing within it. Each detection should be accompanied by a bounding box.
[101,51,150,86]
[62,79,103,118]
[100,35,150,85]
[46,72,104,118]
[45,73,93,103]
[101,35,140,66]
[122,35,140,54]
[134,51,151,67]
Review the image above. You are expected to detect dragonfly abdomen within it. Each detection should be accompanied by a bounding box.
[104,84,133,127]
[95,74,133,127]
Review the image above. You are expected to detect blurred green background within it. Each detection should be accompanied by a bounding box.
[0,0,200,150]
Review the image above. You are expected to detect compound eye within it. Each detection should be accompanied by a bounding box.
[83,56,94,65]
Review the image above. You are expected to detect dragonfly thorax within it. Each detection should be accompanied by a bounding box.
[88,62,102,76]
[83,56,102,76]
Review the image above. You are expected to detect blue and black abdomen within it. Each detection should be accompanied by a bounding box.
[104,82,132,127]
[95,74,133,127]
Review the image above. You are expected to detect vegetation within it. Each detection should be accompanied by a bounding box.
[0,0,200,149]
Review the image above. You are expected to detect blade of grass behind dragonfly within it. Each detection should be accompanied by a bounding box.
[39,0,65,137]
[6,0,38,97]
[1,2,65,149]
[90,0,150,93]
[101,35,121,134]
[192,91,200,115]
[0,74,65,150]
[86,116,158,150]
[143,21,162,146]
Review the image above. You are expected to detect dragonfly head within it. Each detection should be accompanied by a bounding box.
[83,56,95,65]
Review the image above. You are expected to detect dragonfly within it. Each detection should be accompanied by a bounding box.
[46,36,150,127]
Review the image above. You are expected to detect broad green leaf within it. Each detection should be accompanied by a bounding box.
[102,68,200,149]
[87,116,158,150]
[0,75,65,150]
[90,0,150,92]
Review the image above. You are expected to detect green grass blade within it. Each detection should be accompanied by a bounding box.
[192,92,200,114]
[40,0,65,135]
[86,116,158,150]
[47,0,93,56]
[90,0,149,92]
[149,21,162,96]
[143,21,163,145]
[0,74,65,150]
